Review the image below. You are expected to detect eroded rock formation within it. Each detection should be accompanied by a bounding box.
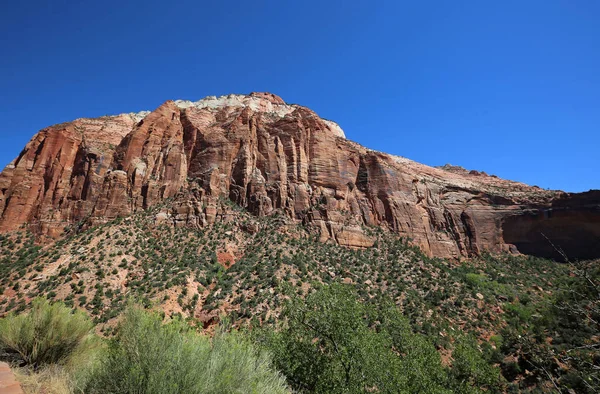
[1,92,598,259]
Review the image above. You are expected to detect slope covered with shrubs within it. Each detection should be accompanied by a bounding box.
[1,291,501,394]
[0,203,598,392]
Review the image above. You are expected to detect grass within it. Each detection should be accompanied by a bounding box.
[14,365,71,394]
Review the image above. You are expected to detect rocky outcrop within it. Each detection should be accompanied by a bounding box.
[0,93,598,259]
[0,113,137,237]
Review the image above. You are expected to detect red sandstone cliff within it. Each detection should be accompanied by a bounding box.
[1,93,598,259]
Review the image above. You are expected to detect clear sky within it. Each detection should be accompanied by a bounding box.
[1,1,598,192]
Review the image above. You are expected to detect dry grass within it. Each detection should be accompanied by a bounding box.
[14,365,71,394]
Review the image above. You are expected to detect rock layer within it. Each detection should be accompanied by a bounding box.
[1,93,598,259]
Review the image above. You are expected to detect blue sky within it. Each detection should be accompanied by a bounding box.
[1,1,598,192]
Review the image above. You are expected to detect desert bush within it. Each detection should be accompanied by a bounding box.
[0,297,93,368]
[85,305,288,394]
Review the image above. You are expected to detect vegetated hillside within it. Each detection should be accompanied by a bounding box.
[1,197,598,392]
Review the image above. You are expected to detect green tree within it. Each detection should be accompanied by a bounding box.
[450,335,502,393]
[262,284,453,393]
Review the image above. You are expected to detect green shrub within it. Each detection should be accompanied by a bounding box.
[465,273,486,288]
[450,336,502,393]
[262,284,453,393]
[0,297,93,368]
[85,305,288,394]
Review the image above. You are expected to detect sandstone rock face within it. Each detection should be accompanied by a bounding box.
[1,93,598,259]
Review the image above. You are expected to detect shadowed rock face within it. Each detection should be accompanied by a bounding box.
[502,191,600,261]
[0,93,598,259]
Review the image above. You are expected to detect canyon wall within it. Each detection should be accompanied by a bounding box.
[1,92,598,259]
